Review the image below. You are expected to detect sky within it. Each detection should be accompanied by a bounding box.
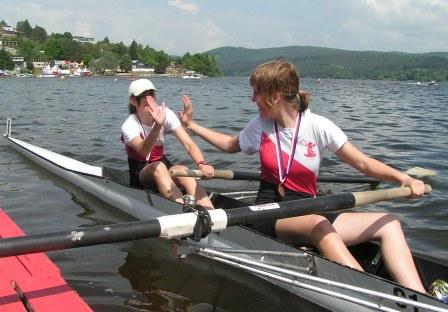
[2,0,448,56]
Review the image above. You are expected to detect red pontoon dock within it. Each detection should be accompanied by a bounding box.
[0,208,92,311]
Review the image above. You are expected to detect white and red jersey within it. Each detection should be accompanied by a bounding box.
[239,109,347,196]
[121,108,181,163]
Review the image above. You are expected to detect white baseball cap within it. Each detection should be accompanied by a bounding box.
[128,79,157,97]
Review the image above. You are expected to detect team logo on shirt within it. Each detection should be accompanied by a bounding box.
[300,140,317,158]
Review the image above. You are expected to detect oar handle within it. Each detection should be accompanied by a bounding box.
[170,168,233,180]
[353,184,432,206]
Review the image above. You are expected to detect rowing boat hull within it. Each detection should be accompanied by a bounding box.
[5,134,447,312]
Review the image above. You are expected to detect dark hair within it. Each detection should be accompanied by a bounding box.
[128,97,137,114]
[250,60,310,112]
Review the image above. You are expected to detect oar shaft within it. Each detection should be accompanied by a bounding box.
[225,185,432,226]
[170,168,380,184]
[318,176,379,184]
[0,220,161,258]
[225,193,355,226]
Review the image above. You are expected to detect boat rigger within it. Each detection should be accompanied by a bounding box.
[0,208,92,312]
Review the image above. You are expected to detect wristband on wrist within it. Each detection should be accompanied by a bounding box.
[197,160,209,167]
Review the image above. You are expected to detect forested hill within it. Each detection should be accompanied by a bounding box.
[206,46,448,81]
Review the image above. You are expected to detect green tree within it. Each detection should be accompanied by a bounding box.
[0,50,15,70]
[0,20,7,26]
[182,52,221,76]
[26,60,34,72]
[80,42,101,65]
[129,40,138,60]
[141,45,157,67]
[112,42,127,57]
[90,50,118,74]
[16,19,32,36]
[30,25,48,43]
[154,50,170,74]
[61,39,82,61]
[44,37,63,59]
[119,55,133,72]
[17,38,37,60]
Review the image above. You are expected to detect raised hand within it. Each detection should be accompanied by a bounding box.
[146,96,166,126]
[179,95,194,128]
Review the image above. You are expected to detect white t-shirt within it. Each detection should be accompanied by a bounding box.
[239,109,347,195]
[121,107,180,162]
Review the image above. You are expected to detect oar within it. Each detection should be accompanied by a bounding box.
[0,185,431,258]
[170,168,379,183]
[170,167,437,184]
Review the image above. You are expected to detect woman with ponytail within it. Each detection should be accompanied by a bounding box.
[179,60,426,293]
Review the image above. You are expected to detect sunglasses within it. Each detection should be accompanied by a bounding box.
[136,90,155,101]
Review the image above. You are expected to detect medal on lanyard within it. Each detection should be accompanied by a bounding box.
[274,112,301,197]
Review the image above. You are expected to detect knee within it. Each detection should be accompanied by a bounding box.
[152,162,169,179]
[308,215,336,243]
[176,176,198,188]
[378,213,403,237]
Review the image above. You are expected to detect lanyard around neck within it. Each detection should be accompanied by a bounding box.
[136,116,147,139]
[136,115,152,161]
[274,112,302,183]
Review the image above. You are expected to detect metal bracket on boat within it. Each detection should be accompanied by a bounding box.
[305,253,316,274]
[181,195,213,242]
[4,118,11,137]
[190,206,212,242]
[182,194,196,213]
[176,242,191,260]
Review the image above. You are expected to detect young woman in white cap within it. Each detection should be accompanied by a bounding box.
[121,78,214,208]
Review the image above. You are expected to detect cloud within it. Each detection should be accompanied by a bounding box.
[2,0,447,54]
[359,0,448,26]
[167,0,199,15]
[337,0,448,51]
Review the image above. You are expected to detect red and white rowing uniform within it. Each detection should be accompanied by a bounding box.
[239,109,347,196]
[121,107,180,162]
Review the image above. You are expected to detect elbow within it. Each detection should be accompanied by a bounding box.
[225,144,241,154]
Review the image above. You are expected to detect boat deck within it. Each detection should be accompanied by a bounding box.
[0,208,92,312]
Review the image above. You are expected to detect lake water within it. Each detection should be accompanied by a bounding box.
[0,76,447,311]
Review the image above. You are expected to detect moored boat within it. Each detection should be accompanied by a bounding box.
[3,119,448,312]
[183,70,202,80]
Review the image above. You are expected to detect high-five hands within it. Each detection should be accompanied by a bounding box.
[146,96,166,127]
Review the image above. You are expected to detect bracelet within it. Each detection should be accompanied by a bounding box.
[197,160,209,167]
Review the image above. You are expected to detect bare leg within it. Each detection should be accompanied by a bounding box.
[139,162,184,204]
[333,212,425,293]
[276,215,363,271]
[171,165,214,209]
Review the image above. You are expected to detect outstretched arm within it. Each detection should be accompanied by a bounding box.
[335,141,425,197]
[172,126,214,178]
[179,95,241,153]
